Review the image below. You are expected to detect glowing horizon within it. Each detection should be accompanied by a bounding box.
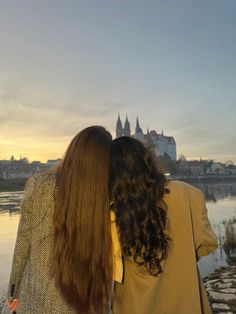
[0,127,235,164]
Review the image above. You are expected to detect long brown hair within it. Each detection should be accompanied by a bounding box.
[52,126,113,313]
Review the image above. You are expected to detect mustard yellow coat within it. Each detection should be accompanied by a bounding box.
[112,180,218,314]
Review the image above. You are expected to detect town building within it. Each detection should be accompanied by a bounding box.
[0,158,61,180]
[116,115,177,161]
[178,159,205,177]
[46,159,61,167]
[0,160,37,180]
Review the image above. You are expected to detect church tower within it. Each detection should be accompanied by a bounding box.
[116,114,123,138]
[123,115,131,136]
[134,117,144,142]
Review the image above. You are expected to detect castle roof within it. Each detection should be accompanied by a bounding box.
[149,130,175,143]
[166,136,176,144]
[149,130,159,138]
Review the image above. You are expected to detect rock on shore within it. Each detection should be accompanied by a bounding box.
[203,266,236,314]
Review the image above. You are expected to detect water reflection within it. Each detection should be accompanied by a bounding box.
[191,181,236,203]
[0,192,22,293]
[188,181,236,277]
[223,217,236,265]
[0,191,23,214]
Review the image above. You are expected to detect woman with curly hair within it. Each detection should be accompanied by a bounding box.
[110,136,217,314]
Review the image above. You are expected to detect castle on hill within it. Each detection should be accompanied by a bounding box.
[116,115,177,161]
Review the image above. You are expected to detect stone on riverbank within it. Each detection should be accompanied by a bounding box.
[208,291,236,301]
[212,303,230,310]
[203,266,236,314]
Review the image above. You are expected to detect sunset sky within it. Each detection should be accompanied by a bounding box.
[0,0,235,163]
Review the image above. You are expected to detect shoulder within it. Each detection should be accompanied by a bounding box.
[24,170,56,198]
[166,180,204,200]
[30,169,56,187]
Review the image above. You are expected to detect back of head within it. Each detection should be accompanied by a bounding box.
[110,136,169,275]
[53,126,112,313]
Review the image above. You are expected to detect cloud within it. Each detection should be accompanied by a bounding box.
[0,83,127,141]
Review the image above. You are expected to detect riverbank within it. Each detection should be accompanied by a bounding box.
[203,266,236,313]
[174,175,236,184]
[1,175,236,192]
[0,179,27,192]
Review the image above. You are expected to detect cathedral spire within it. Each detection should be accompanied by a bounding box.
[116,114,122,128]
[124,115,131,136]
[135,117,143,134]
[116,114,123,138]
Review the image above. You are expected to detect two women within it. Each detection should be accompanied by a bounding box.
[8,126,217,313]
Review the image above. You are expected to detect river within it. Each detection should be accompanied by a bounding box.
[0,182,236,294]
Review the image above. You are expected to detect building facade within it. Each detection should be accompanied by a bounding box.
[0,158,61,180]
[116,115,177,161]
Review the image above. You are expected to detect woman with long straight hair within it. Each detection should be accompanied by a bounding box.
[7,126,122,314]
[110,136,217,314]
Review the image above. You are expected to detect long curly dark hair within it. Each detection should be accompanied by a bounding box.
[110,137,170,276]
